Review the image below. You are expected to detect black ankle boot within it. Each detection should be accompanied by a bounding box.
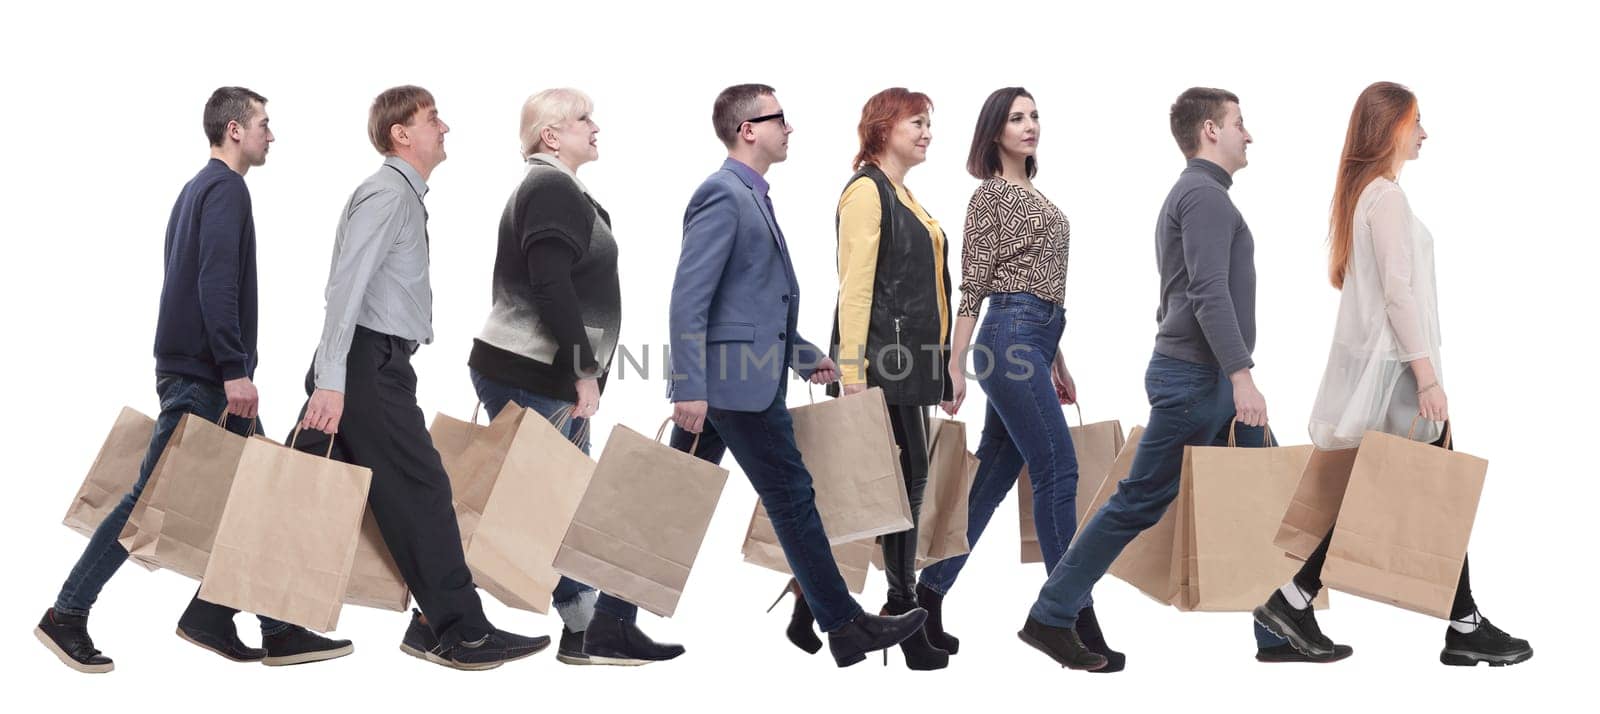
[915,583,960,654]
[827,609,927,668]
[767,578,822,654]
[883,599,948,670]
[1074,605,1125,673]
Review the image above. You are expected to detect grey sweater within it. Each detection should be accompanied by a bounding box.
[1152,159,1256,375]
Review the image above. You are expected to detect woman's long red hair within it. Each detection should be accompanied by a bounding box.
[1329,82,1417,288]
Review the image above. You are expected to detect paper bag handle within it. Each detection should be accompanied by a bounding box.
[1071,403,1084,427]
[1224,418,1273,448]
[549,405,592,449]
[213,412,260,438]
[287,426,338,459]
[1405,416,1453,449]
[656,417,703,456]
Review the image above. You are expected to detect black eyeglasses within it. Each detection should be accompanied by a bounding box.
[742,111,788,129]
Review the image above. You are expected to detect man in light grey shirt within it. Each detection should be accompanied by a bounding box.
[290,85,547,671]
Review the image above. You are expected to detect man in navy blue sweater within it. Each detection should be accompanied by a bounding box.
[35,87,352,673]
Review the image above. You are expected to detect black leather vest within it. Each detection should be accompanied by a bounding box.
[828,164,952,406]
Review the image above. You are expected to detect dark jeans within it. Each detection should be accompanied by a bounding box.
[920,292,1081,597]
[700,381,864,632]
[290,327,491,647]
[881,404,930,604]
[54,374,291,635]
[469,368,638,622]
[1292,422,1476,620]
[1030,351,1274,626]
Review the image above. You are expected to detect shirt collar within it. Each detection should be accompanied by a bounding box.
[723,157,769,197]
[527,153,590,195]
[1186,158,1233,189]
[383,155,430,199]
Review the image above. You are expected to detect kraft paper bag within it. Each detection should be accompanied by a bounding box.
[742,501,872,594]
[343,508,409,611]
[198,435,373,632]
[1274,447,1360,561]
[1020,406,1127,563]
[865,419,979,571]
[553,419,728,617]
[788,387,913,543]
[118,413,269,579]
[1170,425,1327,612]
[63,407,154,537]
[1322,425,1485,619]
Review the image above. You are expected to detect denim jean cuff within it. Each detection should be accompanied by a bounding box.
[259,620,294,637]
[818,603,866,634]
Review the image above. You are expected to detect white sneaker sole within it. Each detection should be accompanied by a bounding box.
[263,643,354,666]
[35,626,113,673]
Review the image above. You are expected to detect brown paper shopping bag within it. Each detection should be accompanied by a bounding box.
[552,419,729,617]
[1322,424,1485,619]
[118,413,269,579]
[63,408,154,537]
[742,502,873,593]
[343,509,409,611]
[198,432,373,632]
[1169,424,1324,612]
[1020,406,1127,563]
[1274,447,1360,561]
[918,419,978,568]
[788,387,913,543]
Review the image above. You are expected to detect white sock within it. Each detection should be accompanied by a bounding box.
[554,590,599,633]
[1451,610,1483,633]
[1279,581,1313,610]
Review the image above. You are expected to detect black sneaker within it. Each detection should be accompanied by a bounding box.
[174,594,269,663]
[1440,616,1533,667]
[556,626,590,665]
[35,609,113,673]
[1257,642,1354,663]
[582,614,685,666]
[1017,616,1107,671]
[262,626,353,666]
[1252,589,1337,658]
[399,609,436,661]
[425,629,550,671]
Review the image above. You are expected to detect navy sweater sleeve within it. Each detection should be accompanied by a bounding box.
[197,177,252,381]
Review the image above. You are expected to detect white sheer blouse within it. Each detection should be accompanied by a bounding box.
[1308,177,1443,449]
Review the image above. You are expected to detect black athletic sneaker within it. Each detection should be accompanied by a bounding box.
[583,614,685,666]
[399,609,435,661]
[1252,590,1337,657]
[262,626,353,666]
[1257,642,1354,663]
[426,629,550,671]
[1440,616,1533,667]
[35,609,113,673]
[556,626,590,665]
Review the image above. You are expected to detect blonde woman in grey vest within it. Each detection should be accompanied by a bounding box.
[464,88,682,666]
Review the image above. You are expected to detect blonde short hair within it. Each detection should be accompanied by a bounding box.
[519,88,594,158]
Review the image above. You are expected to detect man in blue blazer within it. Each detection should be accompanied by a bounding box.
[668,84,926,667]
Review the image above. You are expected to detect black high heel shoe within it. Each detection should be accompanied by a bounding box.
[767,578,822,654]
[879,599,949,670]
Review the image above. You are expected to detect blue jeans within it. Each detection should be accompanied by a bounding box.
[469,368,637,622]
[707,380,864,632]
[55,375,291,635]
[1029,351,1275,626]
[920,292,1082,599]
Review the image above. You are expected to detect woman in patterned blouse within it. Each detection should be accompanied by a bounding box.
[915,87,1122,670]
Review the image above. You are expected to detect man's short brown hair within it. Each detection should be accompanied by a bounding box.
[1169,87,1239,158]
[368,85,436,155]
[712,84,776,148]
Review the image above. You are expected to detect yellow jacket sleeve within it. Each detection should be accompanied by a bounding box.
[836,176,880,386]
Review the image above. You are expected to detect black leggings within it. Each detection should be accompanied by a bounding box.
[1292,423,1477,620]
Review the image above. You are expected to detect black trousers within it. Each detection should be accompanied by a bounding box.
[880,404,930,604]
[1293,421,1477,620]
[291,327,491,645]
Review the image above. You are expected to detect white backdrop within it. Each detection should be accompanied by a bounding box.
[2,0,1591,710]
